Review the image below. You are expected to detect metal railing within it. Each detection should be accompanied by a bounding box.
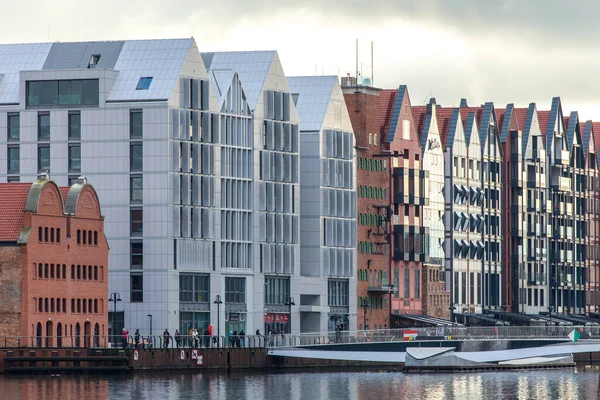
[2,326,600,349]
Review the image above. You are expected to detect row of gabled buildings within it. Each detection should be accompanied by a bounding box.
[344,80,600,329]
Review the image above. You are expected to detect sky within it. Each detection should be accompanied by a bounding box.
[3,0,600,119]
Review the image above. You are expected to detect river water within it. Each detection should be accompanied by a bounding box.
[0,367,598,400]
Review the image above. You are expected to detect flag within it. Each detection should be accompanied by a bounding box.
[568,329,581,343]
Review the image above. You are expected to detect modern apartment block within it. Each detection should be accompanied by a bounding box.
[0,39,312,337]
[288,76,357,333]
[342,80,393,330]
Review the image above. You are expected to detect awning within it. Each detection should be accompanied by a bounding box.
[458,313,509,326]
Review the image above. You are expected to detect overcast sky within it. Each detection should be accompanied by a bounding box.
[4,1,600,119]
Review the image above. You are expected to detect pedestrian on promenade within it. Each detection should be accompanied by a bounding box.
[134,329,140,349]
[163,329,171,348]
[239,330,245,348]
[175,329,181,348]
[280,331,286,346]
[204,328,210,347]
[121,328,129,348]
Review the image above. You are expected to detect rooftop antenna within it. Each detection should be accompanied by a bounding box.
[423,93,434,105]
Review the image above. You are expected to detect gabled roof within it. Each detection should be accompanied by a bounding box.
[479,102,498,150]
[593,122,600,153]
[436,107,455,148]
[385,86,407,143]
[464,112,479,147]
[499,105,513,143]
[202,51,276,111]
[208,69,237,106]
[514,108,529,134]
[582,120,594,159]
[521,103,539,157]
[537,110,550,140]
[0,39,196,104]
[545,97,564,153]
[566,111,581,150]
[495,108,506,138]
[379,89,397,137]
[287,75,337,132]
[0,183,33,242]
[446,108,463,148]
[411,105,428,139]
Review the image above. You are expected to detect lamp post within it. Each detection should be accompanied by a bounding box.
[548,305,554,326]
[147,314,152,336]
[449,304,457,327]
[108,292,121,347]
[360,298,370,330]
[285,297,295,334]
[214,295,223,338]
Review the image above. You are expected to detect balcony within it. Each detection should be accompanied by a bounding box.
[367,283,395,294]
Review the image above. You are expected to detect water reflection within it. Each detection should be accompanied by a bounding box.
[0,367,598,400]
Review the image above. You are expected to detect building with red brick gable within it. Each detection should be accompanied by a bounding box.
[0,176,108,347]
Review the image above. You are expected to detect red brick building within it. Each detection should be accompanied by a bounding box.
[343,83,393,330]
[0,176,108,347]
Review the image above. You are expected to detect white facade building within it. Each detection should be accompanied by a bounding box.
[0,40,319,338]
[288,76,357,332]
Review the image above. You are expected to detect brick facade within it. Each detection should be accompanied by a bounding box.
[422,265,450,320]
[0,178,108,346]
[344,86,393,330]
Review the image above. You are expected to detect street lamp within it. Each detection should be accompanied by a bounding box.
[285,297,295,334]
[147,314,152,336]
[108,292,121,346]
[360,298,370,330]
[214,295,223,338]
[449,304,457,327]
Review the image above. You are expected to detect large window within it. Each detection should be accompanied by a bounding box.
[130,273,143,302]
[179,274,210,303]
[328,279,349,306]
[69,145,81,171]
[38,113,50,139]
[7,113,19,140]
[131,240,143,269]
[225,277,246,303]
[265,277,290,305]
[404,269,410,298]
[130,176,143,204]
[130,110,143,138]
[130,143,143,171]
[69,112,81,139]
[179,312,209,337]
[27,79,99,107]
[414,269,421,299]
[38,145,50,172]
[7,146,19,173]
[130,208,143,236]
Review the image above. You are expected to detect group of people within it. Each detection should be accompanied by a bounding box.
[227,330,246,347]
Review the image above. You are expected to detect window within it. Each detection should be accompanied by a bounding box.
[404,269,410,298]
[136,77,153,90]
[130,176,143,204]
[69,112,81,139]
[38,113,50,139]
[130,143,142,171]
[179,274,210,303]
[414,269,420,298]
[130,208,143,236]
[27,79,99,107]
[131,240,143,269]
[130,273,143,302]
[38,145,50,172]
[7,146,19,173]
[7,113,19,140]
[264,277,290,305]
[130,110,143,138]
[327,279,349,306]
[225,277,246,303]
[69,145,81,171]
[88,54,101,68]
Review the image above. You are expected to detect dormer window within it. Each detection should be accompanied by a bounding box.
[88,54,101,68]
[136,77,153,90]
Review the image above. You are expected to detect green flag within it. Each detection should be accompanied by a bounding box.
[568,329,581,343]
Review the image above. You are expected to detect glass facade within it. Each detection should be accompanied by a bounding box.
[179,274,210,303]
[27,79,99,107]
[225,277,246,303]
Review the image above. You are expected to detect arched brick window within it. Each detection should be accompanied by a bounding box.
[82,231,87,245]
[38,227,42,242]
[38,298,43,313]
[82,265,86,280]
[94,231,98,245]
[44,227,48,242]
[77,230,81,244]
[77,299,81,313]
[71,265,75,280]
[77,265,81,280]
[100,266,104,281]
[56,228,61,243]
[63,298,67,313]
[88,299,92,313]
[63,265,66,280]
[94,266,98,281]
[50,228,54,243]
[56,298,60,313]
[33,264,37,279]
[44,263,48,279]
[88,231,92,246]
[71,299,75,313]
[38,264,42,278]
[56,264,60,279]
[44,298,48,313]
[50,264,54,279]
[33,297,37,312]
[50,298,54,313]
[82,299,87,313]
[88,266,92,280]
[94,299,98,314]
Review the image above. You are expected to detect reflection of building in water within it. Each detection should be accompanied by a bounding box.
[17,376,110,400]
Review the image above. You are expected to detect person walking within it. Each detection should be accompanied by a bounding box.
[134,329,140,349]
[239,330,245,348]
[233,330,239,348]
[280,331,286,347]
[228,331,233,348]
[175,329,181,348]
[121,328,129,348]
[191,328,198,348]
[204,328,210,348]
[163,329,171,348]
[189,327,194,348]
